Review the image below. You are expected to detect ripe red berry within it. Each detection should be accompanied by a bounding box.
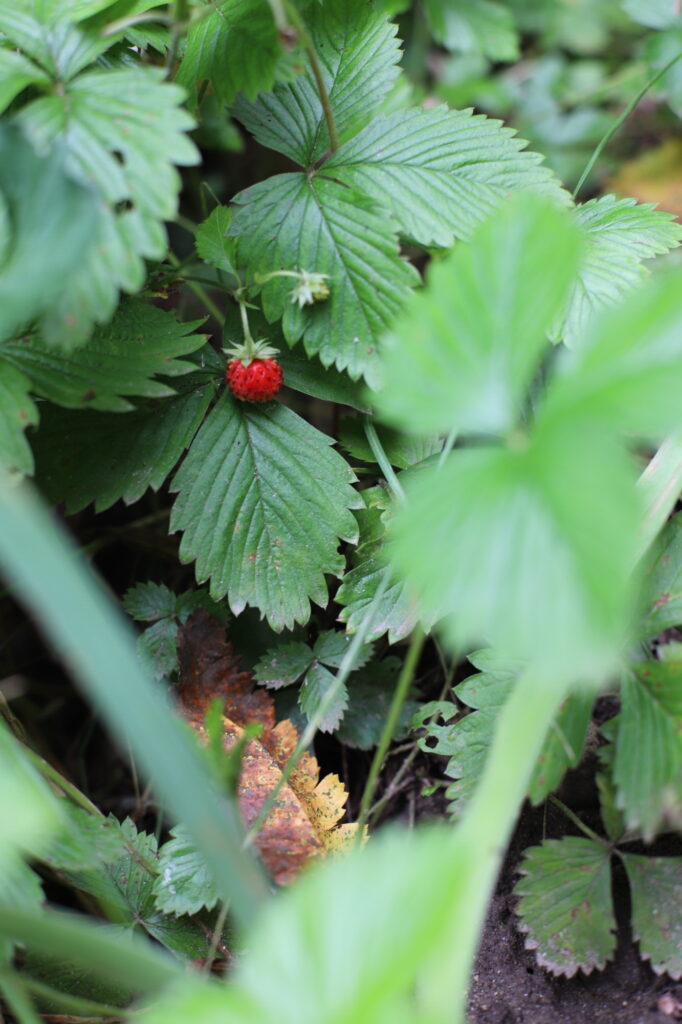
[226,357,283,403]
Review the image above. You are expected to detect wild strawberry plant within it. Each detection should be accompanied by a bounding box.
[1,2,682,1024]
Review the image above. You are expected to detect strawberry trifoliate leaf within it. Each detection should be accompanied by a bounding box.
[613,665,682,840]
[61,818,216,960]
[33,382,212,513]
[170,394,362,630]
[423,0,519,60]
[543,272,682,441]
[231,173,418,385]
[0,360,38,483]
[254,642,314,690]
[299,662,348,733]
[553,196,681,347]
[177,0,295,107]
[123,582,177,624]
[2,301,208,412]
[232,0,401,167]
[336,486,418,644]
[324,108,569,248]
[7,37,198,345]
[336,657,419,750]
[313,630,372,671]
[640,512,682,637]
[390,419,639,678]
[515,837,616,977]
[622,854,682,979]
[376,196,580,436]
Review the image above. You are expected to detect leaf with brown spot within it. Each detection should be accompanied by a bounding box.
[174,609,360,885]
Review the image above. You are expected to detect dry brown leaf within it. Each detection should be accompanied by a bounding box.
[175,609,362,885]
[607,139,682,220]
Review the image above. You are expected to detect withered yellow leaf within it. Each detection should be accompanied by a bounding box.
[175,610,363,884]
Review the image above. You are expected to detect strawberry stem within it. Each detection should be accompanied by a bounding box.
[238,297,257,357]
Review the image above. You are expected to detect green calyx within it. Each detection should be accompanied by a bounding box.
[223,336,280,367]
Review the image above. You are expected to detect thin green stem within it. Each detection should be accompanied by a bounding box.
[204,901,230,975]
[167,252,225,326]
[363,418,406,504]
[243,573,390,847]
[355,627,426,838]
[549,795,607,846]
[284,1,338,152]
[573,51,682,199]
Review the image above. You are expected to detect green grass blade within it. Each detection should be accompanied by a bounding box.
[0,481,270,929]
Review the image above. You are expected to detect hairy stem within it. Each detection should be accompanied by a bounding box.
[284,1,339,153]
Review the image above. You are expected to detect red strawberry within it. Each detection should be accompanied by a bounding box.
[226,356,283,403]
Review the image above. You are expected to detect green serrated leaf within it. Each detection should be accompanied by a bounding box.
[0,360,38,482]
[2,301,207,412]
[299,662,348,733]
[0,126,98,345]
[177,0,291,106]
[32,378,213,513]
[613,665,682,840]
[254,642,313,689]
[543,272,682,442]
[336,487,418,644]
[123,582,177,623]
[195,206,238,278]
[515,837,615,977]
[640,512,682,637]
[336,658,419,750]
[63,818,215,960]
[622,854,682,979]
[10,59,198,345]
[338,416,441,469]
[596,772,626,843]
[553,197,681,347]
[424,0,519,60]
[139,618,180,680]
[312,630,372,670]
[233,0,401,166]
[376,196,580,437]
[153,825,219,917]
[277,350,369,412]
[324,108,568,248]
[170,393,362,630]
[390,419,639,679]
[231,172,418,385]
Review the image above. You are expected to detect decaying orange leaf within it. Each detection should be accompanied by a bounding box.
[175,609,361,884]
[607,139,682,220]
